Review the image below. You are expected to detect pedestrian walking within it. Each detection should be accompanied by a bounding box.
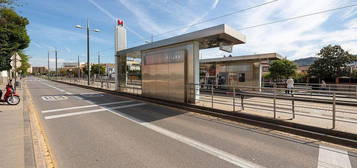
[321,80,327,90]
[286,77,294,94]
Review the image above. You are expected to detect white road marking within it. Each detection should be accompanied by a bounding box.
[40,82,72,94]
[41,96,68,101]
[318,145,352,168]
[104,108,264,168]
[45,103,146,120]
[41,100,133,113]
[37,79,263,167]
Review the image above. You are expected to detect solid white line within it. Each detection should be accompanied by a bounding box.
[45,103,146,120]
[104,108,264,168]
[41,100,134,113]
[318,145,352,168]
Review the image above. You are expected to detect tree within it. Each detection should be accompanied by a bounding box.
[268,59,297,79]
[91,64,105,75]
[308,45,355,81]
[0,0,20,8]
[0,7,30,71]
[352,69,357,78]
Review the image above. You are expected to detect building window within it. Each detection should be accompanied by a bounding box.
[238,73,245,82]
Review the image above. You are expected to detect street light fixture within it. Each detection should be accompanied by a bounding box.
[75,19,100,86]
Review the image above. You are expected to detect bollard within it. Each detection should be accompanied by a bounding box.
[233,87,236,112]
[292,93,295,119]
[273,89,276,119]
[332,92,336,129]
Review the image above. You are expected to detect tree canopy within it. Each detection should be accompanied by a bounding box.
[91,64,106,75]
[268,59,297,79]
[308,45,355,80]
[0,7,30,71]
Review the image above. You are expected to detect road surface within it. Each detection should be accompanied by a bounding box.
[25,77,357,168]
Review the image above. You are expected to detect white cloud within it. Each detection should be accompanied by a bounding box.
[30,23,110,45]
[116,0,166,35]
[212,0,357,60]
[87,0,146,40]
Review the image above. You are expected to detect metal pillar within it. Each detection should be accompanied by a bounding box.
[86,19,90,86]
[233,87,236,112]
[55,50,58,77]
[332,92,336,129]
[48,51,50,79]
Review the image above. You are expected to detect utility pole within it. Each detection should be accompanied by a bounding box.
[47,51,50,79]
[55,50,58,77]
[86,19,90,85]
[78,55,80,79]
[75,19,100,85]
[98,52,102,87]
[98,52,100,73]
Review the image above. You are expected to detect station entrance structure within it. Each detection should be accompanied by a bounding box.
[116,24,246,103]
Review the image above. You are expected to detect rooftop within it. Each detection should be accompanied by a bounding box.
[117,24,246,55]
[200,53,283,63]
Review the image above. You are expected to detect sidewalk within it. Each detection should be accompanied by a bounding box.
[0,81,33,168]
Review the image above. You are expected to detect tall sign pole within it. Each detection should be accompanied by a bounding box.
[14,53,17,91]
[114,19,127,91]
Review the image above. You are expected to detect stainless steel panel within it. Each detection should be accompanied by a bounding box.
[142,43,194,103]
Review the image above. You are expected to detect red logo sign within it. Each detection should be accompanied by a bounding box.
[117,19,124,26]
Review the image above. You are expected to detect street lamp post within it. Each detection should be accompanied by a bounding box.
[48,49,59,79]
[75,19,100,85]
[55,50,58,77]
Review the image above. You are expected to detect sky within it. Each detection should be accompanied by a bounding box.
[15,0,357,68]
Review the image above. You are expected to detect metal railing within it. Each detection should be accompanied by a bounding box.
[45,76,357,134]
[50,76,142,96]
[263,82,357,94]
[188,83,357,133]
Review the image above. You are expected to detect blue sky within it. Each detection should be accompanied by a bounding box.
[16,0,357,68]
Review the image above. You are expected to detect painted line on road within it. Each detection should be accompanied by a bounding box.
[318,145,352,168]
[44,103,146,120]
[41,100,133,113]
[40,82,68,93]
[104,108,264,168]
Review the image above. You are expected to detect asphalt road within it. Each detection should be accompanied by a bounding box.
[25,77,357,168]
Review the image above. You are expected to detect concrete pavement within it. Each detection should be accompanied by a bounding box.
[26,77,357,168]
[0,81,34,168]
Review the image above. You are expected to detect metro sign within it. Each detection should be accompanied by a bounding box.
[117,19,124,26]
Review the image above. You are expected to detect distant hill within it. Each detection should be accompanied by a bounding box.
[293,57,318,66]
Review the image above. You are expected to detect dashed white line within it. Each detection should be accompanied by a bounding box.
[41,100,134,113]
[104,107,265,168]
[318,145,352,168]
[38,79,265,167]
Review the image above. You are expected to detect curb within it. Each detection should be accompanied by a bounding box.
[23,87,36,168]
[24,81,57,168]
